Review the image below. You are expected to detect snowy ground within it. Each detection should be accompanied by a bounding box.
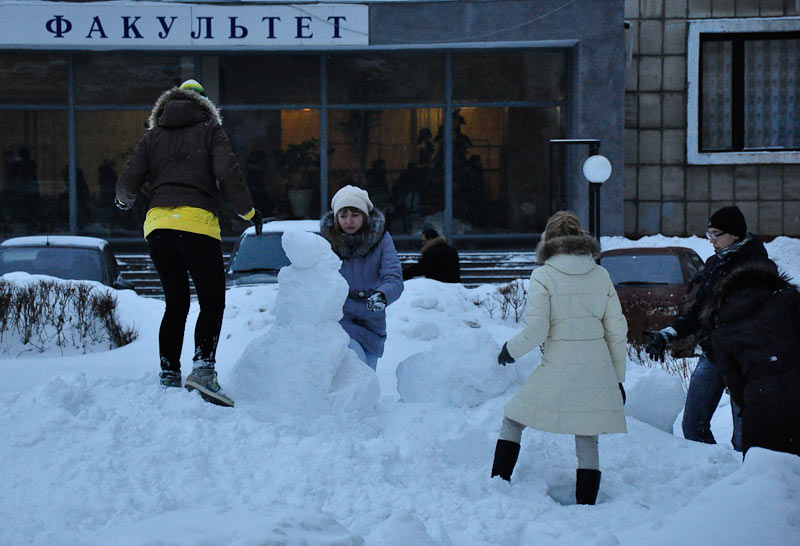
[2,235,800,546]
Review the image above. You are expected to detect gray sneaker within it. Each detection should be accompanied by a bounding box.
[159,371,182,389]
[185,367,234,407]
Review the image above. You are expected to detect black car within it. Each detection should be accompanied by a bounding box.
[225,221,319,288]
[0,235,135,290]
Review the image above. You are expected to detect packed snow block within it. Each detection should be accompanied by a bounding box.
[230,231,379,417]
[624,366,685,433]
[396,330,521,407]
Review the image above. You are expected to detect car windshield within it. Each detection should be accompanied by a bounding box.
[229,234,290,273]
[599,253,684,285]
[0,246,104,282]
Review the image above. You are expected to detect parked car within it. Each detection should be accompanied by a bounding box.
[0,235,135,291]
[226,220,319,288]
[597,246,705,355]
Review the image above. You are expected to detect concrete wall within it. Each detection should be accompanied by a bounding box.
[624,0,800,237]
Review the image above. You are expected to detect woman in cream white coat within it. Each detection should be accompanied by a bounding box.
[491,211,628,505]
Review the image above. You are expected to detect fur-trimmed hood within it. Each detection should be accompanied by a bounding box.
[148,87,222,130]
[320,209,387,258]
[702,261,792,327]
[536,233,601,263]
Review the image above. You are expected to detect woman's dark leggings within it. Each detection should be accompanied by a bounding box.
[147,229,225,373]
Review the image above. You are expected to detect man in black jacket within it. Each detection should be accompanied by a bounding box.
[702,262,800,457]
[402,229,460,283]
[645,206,777,451]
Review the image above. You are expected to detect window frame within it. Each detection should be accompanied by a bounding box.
[687,17,800,165]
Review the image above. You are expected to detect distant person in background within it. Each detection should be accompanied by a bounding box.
[320,185,404,371]
[491,211,627,505]
[402,229,460,284]
[116,79,262,407]
[702,262,800,458]
[645,205,777,451]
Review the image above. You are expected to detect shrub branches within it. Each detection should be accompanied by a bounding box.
[0,279,137,357]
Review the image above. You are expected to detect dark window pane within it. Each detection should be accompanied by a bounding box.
[1,110,69,236]
[453,50,566,103]
[0,246,104,283]
[76,54,194,105]
[328,108,445,234]
[219,55,320,104]
[600,254,684,285]
[225,109,321,226]
[744,38,800,149]
[700,40,733,150]
[76,110,151,237]
[328,53,444,104]
[452,107,564,235]
[0,53,67,103]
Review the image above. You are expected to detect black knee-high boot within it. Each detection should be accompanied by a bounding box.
[491,439,521,481]
[576,469,601,504]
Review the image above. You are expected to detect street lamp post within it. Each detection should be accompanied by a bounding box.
[548,139,612,238]
[583,154,612,238]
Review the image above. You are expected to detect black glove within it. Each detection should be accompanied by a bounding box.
[619,383,626,405]
[366,291,386,312]
[115,196,133,211]
[250,208,263,236]
[644,329,673,362]
[497,342,515,366]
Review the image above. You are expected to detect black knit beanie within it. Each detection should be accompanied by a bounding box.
[708,206,746,238]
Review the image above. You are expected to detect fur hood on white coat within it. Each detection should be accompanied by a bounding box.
[504,233,628,436]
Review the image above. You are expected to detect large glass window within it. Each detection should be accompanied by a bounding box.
[218,54,320,104]
[225,109,321,225]
[0,110,69,236]
[0,53,67,103]
[328,108,445,234]
[75,110,151,237]
[452,50,566,103]
[75,54,194,105]
[328,53,445,104]
[452,107,564,235]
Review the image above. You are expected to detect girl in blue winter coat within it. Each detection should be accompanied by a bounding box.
[320,185,404,370]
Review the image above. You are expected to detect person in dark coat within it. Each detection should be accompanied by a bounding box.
[702,262,800,457]
[402,229,460,283]
[645,205,777,451]
[116,79,262,406]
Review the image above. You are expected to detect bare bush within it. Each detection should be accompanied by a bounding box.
[0,279,137,357]
[622,298,696,389]
[474,280,527,322]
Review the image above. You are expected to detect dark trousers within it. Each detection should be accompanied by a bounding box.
[147,229,225,373]
[682,355,743,451]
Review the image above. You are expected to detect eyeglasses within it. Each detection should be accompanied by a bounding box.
[705,231,727,240]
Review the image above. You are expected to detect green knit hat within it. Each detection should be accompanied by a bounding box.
[179,79,206,96]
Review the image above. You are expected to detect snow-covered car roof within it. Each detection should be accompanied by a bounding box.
[241,220,319,237]
[1,235,109,249]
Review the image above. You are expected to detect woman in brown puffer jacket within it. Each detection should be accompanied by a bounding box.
[116,79,261,407]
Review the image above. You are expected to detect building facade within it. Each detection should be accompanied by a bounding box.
[625,0,800,237]
[0,0,626,250]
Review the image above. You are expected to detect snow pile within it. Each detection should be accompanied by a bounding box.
[2,235,800,545]
[230,230,379,417]
[395,328,526,407]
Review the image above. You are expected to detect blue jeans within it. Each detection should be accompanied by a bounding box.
[348,338,378,371]
[682,355,743,452]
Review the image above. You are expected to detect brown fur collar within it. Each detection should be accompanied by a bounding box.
[536,233,600,263]
[148,87,222,129]
[701,261,791,327]
[320,209,386,258]
[421,235,447,255]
